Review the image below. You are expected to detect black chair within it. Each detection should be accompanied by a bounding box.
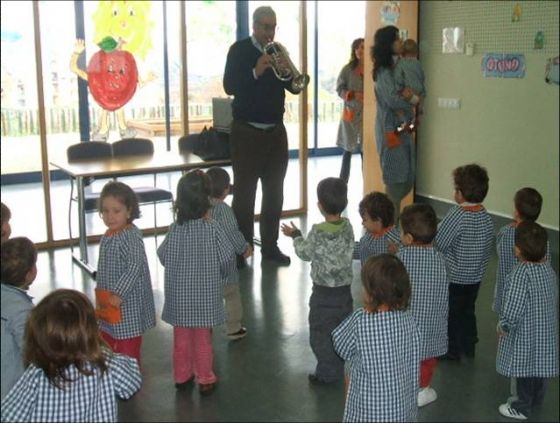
[66,141,113,243]
[111,138,174,235]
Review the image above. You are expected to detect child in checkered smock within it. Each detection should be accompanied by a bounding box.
[354,192,400,265]
[96,182,156,366]
[158,170,236,397]
[207,167,253,341]
[1,237,37,400]
[494,187,546,315]
[435,164,493,361]
[496,222,558,421]
[1,289,141,423]
[282,177,355,385]
[397,204,448,408]
[333,254,420,423]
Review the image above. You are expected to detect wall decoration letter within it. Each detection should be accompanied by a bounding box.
[481,53,526,79]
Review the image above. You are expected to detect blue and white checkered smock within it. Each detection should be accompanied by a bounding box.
[435,205,494,285]
[494,222,551,314]
[333,308,420,423]
[158,219,236,328]
[354,226,401,265]
[398,246,449,359]
[1,351,141,422]
[209,199,249,284]
[374,67,415,186]
[96,225,156,339]
[496,261,559,378]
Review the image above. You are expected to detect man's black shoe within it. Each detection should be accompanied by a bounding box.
[261,247,291,266]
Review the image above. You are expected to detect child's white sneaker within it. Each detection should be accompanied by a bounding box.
[499,403,527,420]
[418,387,437,407]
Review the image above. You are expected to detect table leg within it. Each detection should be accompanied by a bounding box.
[72,176,96,277]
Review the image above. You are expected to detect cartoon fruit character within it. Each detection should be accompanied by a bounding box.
[87,36,138,112]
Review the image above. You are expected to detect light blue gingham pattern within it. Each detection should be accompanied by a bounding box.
[496,261,559,378]
[209,199,249,284]
[494,222,551,314]
[354,226,401,265]
[435,205,494,285]
[158,219,236,327]
[398,245,449,359]
[96,225,156,339]
[1,351,141,422]
[333,308,420,422]
[374,67,416,186]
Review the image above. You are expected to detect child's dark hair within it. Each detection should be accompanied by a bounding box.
[371,25,400,81]
[515,221,547,262]
[175,169,211,223]
[206,167,231,199]
[1,237,37,287]
[1,202,11,240]
[400,203,437,244]
[24,289,108,389]
[362,254,410,312]
[99,181,140,222]
[349,37,364,69]
[1,202,11,225]
[359,192,395,228]
[514,187,542,222]
[453,164,489,203]
[317,177,348,215]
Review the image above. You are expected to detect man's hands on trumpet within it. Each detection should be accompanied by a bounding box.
[255,54,273,78]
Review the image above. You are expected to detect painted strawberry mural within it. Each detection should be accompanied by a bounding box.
[87,36,138,112]
[69,1,155,142]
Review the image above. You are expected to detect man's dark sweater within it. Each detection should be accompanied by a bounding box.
[223,38,297,124]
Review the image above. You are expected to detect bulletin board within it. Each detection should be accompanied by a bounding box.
[419,0,559,55]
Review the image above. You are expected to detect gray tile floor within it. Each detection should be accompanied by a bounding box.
[13,156,560,421]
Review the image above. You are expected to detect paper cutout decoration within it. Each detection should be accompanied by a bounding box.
[380,1,401,25]
[534,31,544,50]
[545,56,559,85]
[481,54,526,78]
[69,1,155,142]
[512,3,522,22]
[442,27,464,54]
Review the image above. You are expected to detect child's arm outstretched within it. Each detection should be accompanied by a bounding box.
[281,221,315,262]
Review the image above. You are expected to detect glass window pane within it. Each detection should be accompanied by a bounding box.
[38,0,82,241]
[185,1,236,135]
[316,1,365,150]
[0,1,47,243]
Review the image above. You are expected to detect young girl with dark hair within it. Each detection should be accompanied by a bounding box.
[158,169,236,396]
[1,289,141,422]
[333,254,420,422]
[96,181,156,366]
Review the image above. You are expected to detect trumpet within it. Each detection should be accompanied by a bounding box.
[264,41,310,92]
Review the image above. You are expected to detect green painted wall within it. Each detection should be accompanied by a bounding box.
[417,0,559,228]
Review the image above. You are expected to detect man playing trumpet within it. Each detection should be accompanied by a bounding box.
[224,5,307,267]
